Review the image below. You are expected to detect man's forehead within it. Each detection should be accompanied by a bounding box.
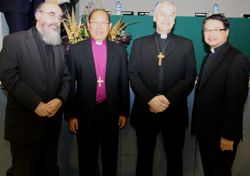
[91,11,108,19]
[205,20,223,26]
[158,5,175,14]
[42,4,62,14]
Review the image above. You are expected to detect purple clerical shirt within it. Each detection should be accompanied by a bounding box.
[91,39,107,103]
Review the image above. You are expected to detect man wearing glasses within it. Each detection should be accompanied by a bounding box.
[0,2,70,176]
[192,14,250,176]
[65,9,130,176]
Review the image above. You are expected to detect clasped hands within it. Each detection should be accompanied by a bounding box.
[34,98,62,118]
[220,137,234,152]
[148,95,170,113]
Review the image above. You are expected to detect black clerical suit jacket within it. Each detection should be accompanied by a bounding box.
[128,33,196,128]
[0,28,70,143]
[191,44,250,142]
[65,39,130,128]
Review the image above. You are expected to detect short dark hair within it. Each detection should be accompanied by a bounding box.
[35,2,44,13]
[203,14,230,29]
[88,9,110,23]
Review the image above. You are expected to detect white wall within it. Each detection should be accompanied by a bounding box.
[78,0,250,17]
[0,13,8,50]
[1,0,249,42]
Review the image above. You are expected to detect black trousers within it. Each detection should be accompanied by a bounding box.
[9,118,62,176]
[76,102,119,176]
[135,113,186,176]
[197,138,239,176]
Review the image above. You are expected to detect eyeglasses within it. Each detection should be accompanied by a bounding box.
[89,21,110,26]
[39,10,63,21]
[203,28,226,33]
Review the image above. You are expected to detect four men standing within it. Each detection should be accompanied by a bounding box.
[0,1,249,176]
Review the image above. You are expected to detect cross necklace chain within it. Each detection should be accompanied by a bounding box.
[96,61,104,87]
[93,53,105,88]
[155,36,169,66]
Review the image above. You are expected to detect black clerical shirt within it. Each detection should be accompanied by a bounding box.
[32,27,56,101]
[154,32,170,94]
[199,41,230,85]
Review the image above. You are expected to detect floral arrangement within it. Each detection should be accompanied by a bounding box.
[109,16,132,46]
[62,10,89,45]
[62,8,132,47]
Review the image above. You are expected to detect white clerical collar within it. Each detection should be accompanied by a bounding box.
[160,34,168,39]
[95,41,103,45]
[210,48,215,53]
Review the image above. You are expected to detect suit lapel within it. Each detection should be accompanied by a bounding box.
[164,37,176,61]
[52,46,63,80]
[85,40,96,77]
[106,40,113,81]
[147,35,159,66]
[198,52,226,90]
[25,29,46,83]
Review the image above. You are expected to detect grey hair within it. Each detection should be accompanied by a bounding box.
[154,1,176,16]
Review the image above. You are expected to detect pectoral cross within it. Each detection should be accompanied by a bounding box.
[157,52,165,66]
[97,76,104,87]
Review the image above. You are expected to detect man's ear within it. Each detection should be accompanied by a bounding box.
[35,11,41,21]
[226,29,229,37]
[87,22,90,29]
[153,15,156,22]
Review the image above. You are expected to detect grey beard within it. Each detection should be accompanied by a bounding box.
[41,28,62,46]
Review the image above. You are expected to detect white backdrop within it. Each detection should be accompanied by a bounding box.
[77,0,250,17]
[1,0,249,43]
[0,13,8,50]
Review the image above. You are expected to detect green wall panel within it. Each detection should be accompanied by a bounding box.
[111,16,250,72]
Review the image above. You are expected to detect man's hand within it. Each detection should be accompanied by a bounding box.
[46,98,62,117]
[118,115,127,129]
[220,137,234,151]
[148,95,170,113]
[68,118,78,134]
[34,102,50,117]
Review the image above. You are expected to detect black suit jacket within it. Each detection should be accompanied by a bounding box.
[65,39,130,128]
[0,28,70,143]
[0,0,44,13]
[128,33,196,128]
[191,44,250,142]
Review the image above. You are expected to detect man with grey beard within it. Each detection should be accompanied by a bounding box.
[0,2,70,176]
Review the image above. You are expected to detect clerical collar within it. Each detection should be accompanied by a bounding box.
[96,41,103,45]
[91,38,106,45]
[211,41,229,54]
[155,32,168,39]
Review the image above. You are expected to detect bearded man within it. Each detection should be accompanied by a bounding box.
[0,2,70,176]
